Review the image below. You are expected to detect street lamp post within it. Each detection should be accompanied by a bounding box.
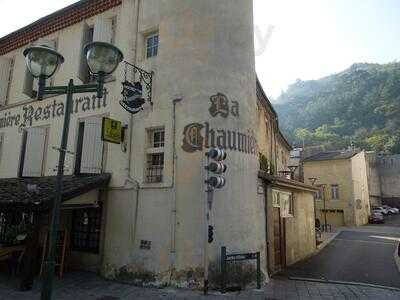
[24,41,123,300]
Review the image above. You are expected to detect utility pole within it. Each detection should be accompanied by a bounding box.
[203,148,227,295]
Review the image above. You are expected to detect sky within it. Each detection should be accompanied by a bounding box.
[1,0,399,100]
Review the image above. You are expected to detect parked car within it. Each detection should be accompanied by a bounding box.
[382,205,399,214]
[369,212,384,224]
[372,206,389,215]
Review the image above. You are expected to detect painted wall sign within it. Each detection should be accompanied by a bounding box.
[182,93,257,155]
[102,117,122,144]
[0,91,108,129]
[182,122,258,155]
[209,93,239,118]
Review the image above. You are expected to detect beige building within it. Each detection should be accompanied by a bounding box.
[303,150,372,227]
[0,0,317,288]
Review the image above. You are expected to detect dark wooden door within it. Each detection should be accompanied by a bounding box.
[273,207,282,271]
[272,207,286,272]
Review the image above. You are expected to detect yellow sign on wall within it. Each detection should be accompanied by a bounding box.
[102,117,122,144]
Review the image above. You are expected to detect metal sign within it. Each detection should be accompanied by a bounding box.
[119,80,146,114]
[102,117,122,144]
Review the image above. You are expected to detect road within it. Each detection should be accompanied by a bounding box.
[283,220,400,289]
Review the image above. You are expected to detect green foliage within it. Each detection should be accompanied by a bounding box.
[274,62,400,153]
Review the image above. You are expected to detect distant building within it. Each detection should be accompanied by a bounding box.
[303,150,372,227]
[376,154,400,207]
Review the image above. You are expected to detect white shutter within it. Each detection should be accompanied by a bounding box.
[22,127,47,177]
[78,23,92,82]
[93,17,113,43]
[0,133,4,165]
[80,117,103,174]
[0,57,12,106]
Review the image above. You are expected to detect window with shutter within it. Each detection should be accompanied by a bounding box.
[78,23,94,83]
[93,17,114,43]
[21,127,48,177]
[0,57,13,106]
[0,133,4,167]
[79,117,103,174]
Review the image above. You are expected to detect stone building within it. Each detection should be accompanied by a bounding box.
[0,0,317,287]
[303,150,373,227]
[377,154,400,207]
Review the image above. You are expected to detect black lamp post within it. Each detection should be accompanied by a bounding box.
[24,41,123,300]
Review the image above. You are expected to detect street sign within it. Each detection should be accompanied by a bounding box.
[102,117,122,144]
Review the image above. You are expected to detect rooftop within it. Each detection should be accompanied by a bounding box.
[303,150,359,162]
[0,0,122,55]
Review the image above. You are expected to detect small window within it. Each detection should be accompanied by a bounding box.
[71,207,102,253]
[146,33,159,58]
[331,184,339,200]
[146,153,164,183]
[149,128,165,148]
[315,185,323,200]
[145,127,165,183]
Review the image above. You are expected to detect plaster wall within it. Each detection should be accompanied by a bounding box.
[350,152,371,226]
[303,159,356,226]
[378,154,400,198]
[284,191,316,266]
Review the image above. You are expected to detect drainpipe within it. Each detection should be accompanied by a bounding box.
[170,97,182,280]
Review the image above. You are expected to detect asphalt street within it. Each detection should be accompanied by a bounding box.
[283,223,400,288]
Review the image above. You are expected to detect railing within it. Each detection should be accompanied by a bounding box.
[220,246,261,292]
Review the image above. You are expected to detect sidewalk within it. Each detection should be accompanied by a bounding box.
[1,271,400,299]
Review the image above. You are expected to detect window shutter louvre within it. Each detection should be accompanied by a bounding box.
[0,133,4,165]
[78,23,92,82]
[80,117,103,174]
[22,127,47,177]
[23,68,35,98]
[0,57,12,106]
[93,17,113,43]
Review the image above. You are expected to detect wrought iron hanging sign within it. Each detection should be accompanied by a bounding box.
[120,61,153,114]
[120,81,146,114]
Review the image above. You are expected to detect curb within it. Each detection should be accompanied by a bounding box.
[289,276,400,292]
[394,242,400,274]
[316,229,342,253]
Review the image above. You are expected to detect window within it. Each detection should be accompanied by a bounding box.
[71,207,102,253]
[75,117,104,174]
[146,33,159,58]
[145,128,165,183]
[0,57,14,106]
[314,185,323,200]
[331,184,339,200]
[146,153,164,183]
[19,127,48,177]
[0,133,3,167]
[78,23,94,83]
[149,128,165,148]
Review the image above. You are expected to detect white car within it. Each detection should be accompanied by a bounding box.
[382,205,399,214]
[373,207,389,215]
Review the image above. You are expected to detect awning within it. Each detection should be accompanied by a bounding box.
[61,190,100,210]
[0,174,111,212]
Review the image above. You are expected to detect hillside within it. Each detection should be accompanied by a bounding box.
[274,62,400,153]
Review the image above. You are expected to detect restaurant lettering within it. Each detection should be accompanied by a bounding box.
[0,91,108,129]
